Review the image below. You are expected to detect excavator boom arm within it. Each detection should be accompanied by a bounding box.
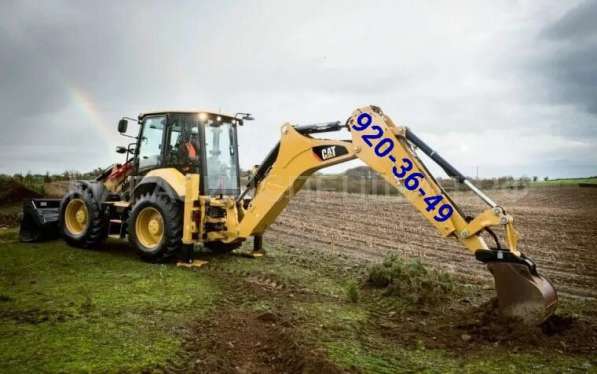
[239,106,507,252]
[238,105,557,324]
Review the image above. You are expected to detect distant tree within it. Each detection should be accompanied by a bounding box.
[497,176,514,188]
[519,176,531,187]
[44,172,52,183]
[479,178,495,189]
[344,166,372,178]
[532,176,538,182]
[24,172,33,186]
[63,171,80,180]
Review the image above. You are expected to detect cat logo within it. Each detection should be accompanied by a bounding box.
[321,146,337,160]
[312,145,349,161]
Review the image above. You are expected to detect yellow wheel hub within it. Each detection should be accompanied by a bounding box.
[64,198,89,236]
[136,207,164,250]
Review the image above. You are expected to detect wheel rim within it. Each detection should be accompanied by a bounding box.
[64,198,89,236]
[135,207,164,250]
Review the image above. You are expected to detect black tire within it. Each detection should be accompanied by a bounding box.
[204,240,242,254]
[59,185,107,248]
[128,193,182,262]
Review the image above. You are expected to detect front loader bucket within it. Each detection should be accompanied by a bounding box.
[487,262,557,325]
[19,199,61,242]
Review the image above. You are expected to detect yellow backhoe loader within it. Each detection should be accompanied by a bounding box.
[19,106,557,325]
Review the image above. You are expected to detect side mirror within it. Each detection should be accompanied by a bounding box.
[116,146,127,154]
[118,119,128,133]
[234,112,255,123]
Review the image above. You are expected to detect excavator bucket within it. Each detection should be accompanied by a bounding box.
[19,199,61,242]
[487,262,558,325]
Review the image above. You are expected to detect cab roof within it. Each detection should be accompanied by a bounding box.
[138,110,237,120]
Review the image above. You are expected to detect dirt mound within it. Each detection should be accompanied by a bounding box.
[172,311,344,373]
[380,297,596,355]
[43,181,70,198]
[0,180,43,227]
[0,180,41,205]
[454,298,597,354]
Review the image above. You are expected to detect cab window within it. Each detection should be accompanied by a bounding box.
[138,116,166,170]
[166,116,201,172]
[204,121,240,195]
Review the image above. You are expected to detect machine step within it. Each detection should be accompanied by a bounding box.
[108,218,126,238]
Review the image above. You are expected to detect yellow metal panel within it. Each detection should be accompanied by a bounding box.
[146,168,187,197]
[237,124,356,237]
[183,174,200,245]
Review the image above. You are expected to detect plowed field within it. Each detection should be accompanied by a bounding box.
[267,187,597,300]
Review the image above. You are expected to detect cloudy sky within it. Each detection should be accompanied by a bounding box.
[0,0,595,178]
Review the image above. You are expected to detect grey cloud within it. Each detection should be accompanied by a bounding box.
[0,25,68,119]
[536,0,597,115]
[0,1,595,178]
[542,0,597,41]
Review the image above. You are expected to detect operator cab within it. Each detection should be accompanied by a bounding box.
[119,111,243,196]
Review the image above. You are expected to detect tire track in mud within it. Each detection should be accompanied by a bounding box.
[266,188,597,300]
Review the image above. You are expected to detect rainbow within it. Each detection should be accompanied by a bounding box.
[69,85,117,144]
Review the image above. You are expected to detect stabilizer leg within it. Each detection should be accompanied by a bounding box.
[176,244,208,269]
[249,235,265,258]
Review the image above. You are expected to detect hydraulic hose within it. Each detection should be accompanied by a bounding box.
[404,128,497,208]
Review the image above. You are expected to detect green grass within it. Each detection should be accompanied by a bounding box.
[532,177,597,186]
[0,231,594,373]
[0,202,23,215]
[0,229,219,373]
[325,340,592,374]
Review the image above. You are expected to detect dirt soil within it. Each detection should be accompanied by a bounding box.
[176,310,342,374]
[157,261,349,374]
[372,296,596,356]
[43,181,70,198]
[0,180,41,206]
[0,180,43,227]
[267,187,597,300]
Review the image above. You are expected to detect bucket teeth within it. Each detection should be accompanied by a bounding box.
[487,262,558,325]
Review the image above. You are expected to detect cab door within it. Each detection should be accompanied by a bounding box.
[202,120,241,196]
[163,114,202,175]
[137,115,167,173]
